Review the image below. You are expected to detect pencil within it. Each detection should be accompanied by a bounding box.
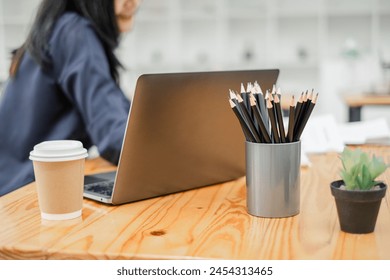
[236,94,261,143]
[255,86,269,134]
[306,89,314,108]
[271,84,276,95]
[240,83,251,116]
[250,96,271,143]
[266,90,275,115]
[229,99,256,142]
[248,93,261,141]
[246,82,253,93]
[268,90,275,104]
[294,93,318,141]
[246,82,254,117]
[267,91,278,137]
[294,92,304,123]
[287,96,295,142]
[229,89,239,105]
[276,87,282,101]
[301,89,313,120]
[273,94,286,143]
[300,90,309,114]
[240,83,246,94]
[293,92,304,136]
[251,83,268,134]
[267,98,280,143]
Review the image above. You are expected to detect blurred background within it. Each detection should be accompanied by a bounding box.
[1,0,390,123]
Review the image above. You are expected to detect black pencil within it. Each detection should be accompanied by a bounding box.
[248,93,262,142]
[294,93,318,141]
[276,87,282,102]
[293,92,305,136]
[300,90,309,115]
[306,89,313,108]
[301,90,313,120]
[236,94,261,142]
[229,99,256,142]
[294,92,304,123]
[287,95,295,142]
[268,91,278,138]
[269,90,275,106]
[250,84,265,138]
[267,98,280,143]
[273,94,286,143]
[271,84,276,95]
[239,83,244,94]
[250,96,271,143]
[254,82,269,134]
[229,89,239,105]
[246,82,253,93]
[246,82,254,116]
[240,83,251,116]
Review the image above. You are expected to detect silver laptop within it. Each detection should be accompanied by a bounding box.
[83,69,279,205]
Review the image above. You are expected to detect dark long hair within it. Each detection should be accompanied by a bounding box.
[10,0,121,82]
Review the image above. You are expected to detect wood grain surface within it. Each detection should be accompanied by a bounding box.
[1,147,390,260]
[344,95,390,107]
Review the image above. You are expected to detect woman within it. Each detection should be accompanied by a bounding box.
[0,0,140,196]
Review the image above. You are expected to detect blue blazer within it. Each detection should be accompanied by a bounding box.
[0,13,130,196]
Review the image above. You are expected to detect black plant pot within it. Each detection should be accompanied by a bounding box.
[330,180,387,234]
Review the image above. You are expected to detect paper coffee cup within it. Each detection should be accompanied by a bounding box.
[29,140,88,220]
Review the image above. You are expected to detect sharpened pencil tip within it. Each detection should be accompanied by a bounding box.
[229,89,237,100]
[237,93,244,102]
[249,96,256,106]
[274,93,280,103]
[240,83,245,93]
[269,92,274,102]
[246,82,253,93]
[298,92,304,102]
[254,81,263,95]
[272,84,276,94]
[308,90,313,100]
[313,93,319,103]
[249,93,256,102]
[250,85,256,94]
[266,98,273,108]
[290,95,295,107]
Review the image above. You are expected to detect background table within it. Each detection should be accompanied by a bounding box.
[1,147,390,259]
[343,95,390,122]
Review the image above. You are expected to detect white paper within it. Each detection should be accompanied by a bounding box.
[286,114,390,166]
[338,118,390,145]
[300,114,345,154]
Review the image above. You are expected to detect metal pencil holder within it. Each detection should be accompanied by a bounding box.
[245,141,301,218]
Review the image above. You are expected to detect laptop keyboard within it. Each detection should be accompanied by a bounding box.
[84,181,114,197]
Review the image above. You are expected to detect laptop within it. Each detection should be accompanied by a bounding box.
[83,69,279,205]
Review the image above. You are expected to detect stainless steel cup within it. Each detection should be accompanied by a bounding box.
[245,141,301,218]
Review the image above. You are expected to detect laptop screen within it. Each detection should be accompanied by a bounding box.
[89,69,279,205]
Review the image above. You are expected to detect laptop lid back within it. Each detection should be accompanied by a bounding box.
[112,69,279,205]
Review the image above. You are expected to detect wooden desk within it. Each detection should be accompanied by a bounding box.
[343,95,390,122]
[1,148,390,260]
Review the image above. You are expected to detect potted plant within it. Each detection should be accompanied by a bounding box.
[331,147,389,234]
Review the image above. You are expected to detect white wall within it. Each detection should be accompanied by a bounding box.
[1,0,390,124]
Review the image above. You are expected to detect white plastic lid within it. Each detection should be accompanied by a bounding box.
[29,140,88,162]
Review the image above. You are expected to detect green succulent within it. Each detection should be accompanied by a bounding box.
[339,148,389,191]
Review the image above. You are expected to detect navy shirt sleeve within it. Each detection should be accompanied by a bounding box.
[50,15,130,163]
